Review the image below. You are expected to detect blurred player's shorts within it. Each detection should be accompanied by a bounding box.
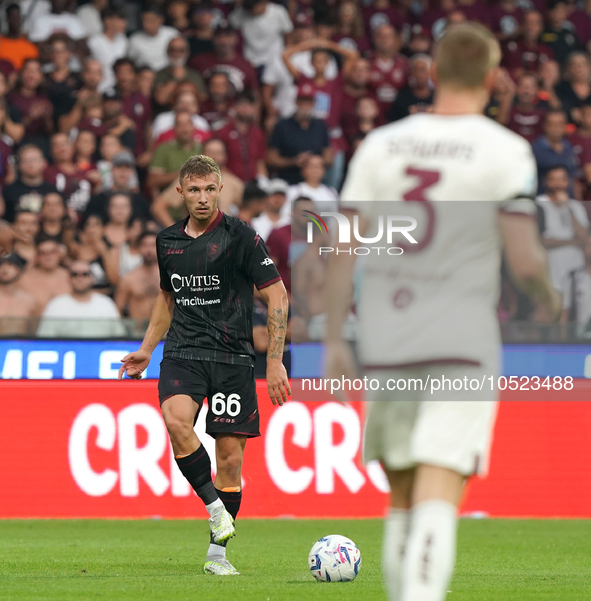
[363,361,499,478]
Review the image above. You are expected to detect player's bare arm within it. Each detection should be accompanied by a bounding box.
[258,280,291,405]
[569,207,588,246]
[324,210,363,390]
[118,289,174,379]
[500,212,562,320]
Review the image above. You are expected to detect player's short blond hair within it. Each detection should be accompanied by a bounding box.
[179,154,222,187]
[434,23,501,90]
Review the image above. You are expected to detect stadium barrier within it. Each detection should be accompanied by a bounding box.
[1,380,591,518]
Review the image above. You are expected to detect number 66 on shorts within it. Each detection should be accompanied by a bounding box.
[158,358,261,438]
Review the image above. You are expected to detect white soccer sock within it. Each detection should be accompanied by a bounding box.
[205,498,224,517]
[383,508,410,601]
[400,500,457,601]
[207,543,227,559]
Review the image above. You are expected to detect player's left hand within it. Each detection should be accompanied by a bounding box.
[266,359,291,406]
[324,340,358,404]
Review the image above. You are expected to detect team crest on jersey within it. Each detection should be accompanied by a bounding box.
[207,243,220,258]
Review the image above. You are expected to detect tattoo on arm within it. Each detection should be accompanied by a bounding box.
[267,307,287,359]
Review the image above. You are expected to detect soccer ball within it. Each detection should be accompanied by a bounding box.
[308,534,362,582]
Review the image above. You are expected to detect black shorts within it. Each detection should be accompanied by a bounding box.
[158,357,260,438]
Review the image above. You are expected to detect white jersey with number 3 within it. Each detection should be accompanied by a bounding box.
[340,113,538,367]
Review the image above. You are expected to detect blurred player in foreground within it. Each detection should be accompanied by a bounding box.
[325,23,561,601]
[119,155,290,575]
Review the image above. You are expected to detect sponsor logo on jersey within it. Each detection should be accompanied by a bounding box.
[165,248,184,255]
[260,258,274,266]
[170,274,220,292]
[175,297,222,306]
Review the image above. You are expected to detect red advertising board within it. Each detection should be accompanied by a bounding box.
[1,380,591,518]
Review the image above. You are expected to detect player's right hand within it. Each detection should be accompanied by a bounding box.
[118,350,151,380]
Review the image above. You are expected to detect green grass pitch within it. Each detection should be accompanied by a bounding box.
[0,519,590,600]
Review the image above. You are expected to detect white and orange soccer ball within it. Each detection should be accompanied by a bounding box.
[308,534,361,582]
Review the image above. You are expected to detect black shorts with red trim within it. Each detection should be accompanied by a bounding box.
[158,357,260,438]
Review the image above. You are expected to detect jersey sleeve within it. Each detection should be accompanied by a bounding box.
[497,138,538,216]
[156,233,173,292]
[242,228,282,290]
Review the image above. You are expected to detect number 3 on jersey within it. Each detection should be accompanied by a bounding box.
[401,167,439,252]
[211,392,242,417]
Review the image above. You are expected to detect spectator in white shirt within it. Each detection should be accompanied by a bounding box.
[151,90,209,145]
[229,0,293,72]
[88,6,129,93]
[251,179,290,241]
[283,154,339,220]
[128,6,179,71]
[37,260,126,338]
[28,0,88,43]
[77,0,107,38]
[536,165,589,290]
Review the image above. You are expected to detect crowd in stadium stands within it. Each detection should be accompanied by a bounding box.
[2,0,591,346]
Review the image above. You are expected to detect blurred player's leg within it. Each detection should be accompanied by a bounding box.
[398,465,464,601]
[204,434,247,575]
[383,469,414,600]
[161,395,235,544]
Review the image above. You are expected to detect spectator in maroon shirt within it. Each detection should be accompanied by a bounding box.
[0,121,13,186]
[341,58,376,145]
[568,100,591,161]
[345,96,380,154]
[361,0,407,42]
[567,7,591,50]
[367,24,409,121]
[490,0,523,42]
[0,70,24,145]
[456,0,490,28]
[9,59,54,150]
[572,101,591,200]
[505,73,549,143]
[266,195,314,296]
[44,133,95,219]
[538,58,562,108]
[420,0,456,41]
[112,58,152,164]
[503,10,554,80]
[333,0,370,55]
[216,91,268,182]
[189,24,260,100]
[200,71,234,131]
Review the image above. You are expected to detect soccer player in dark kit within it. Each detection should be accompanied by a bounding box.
[118,155,290,575]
